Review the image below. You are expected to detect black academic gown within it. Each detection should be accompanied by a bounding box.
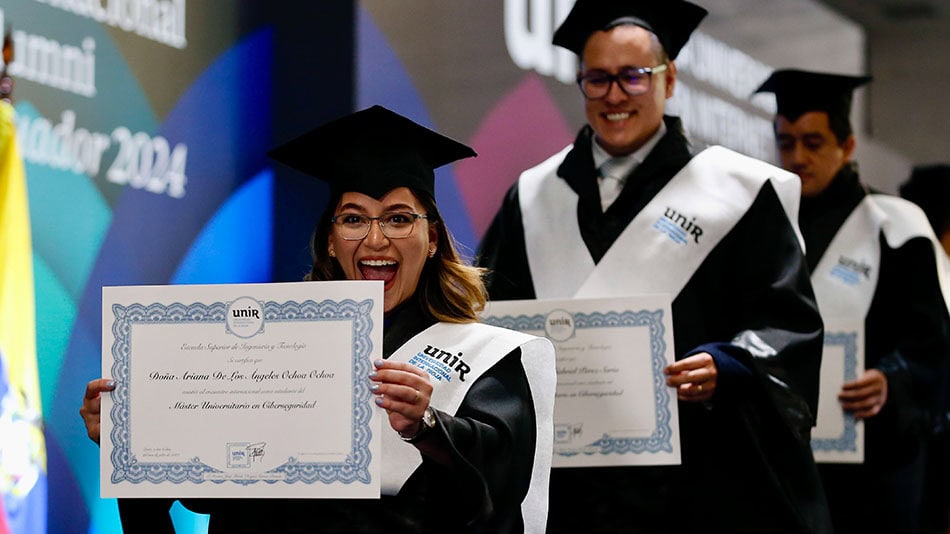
[800,165,950,534]
[477,117,831,533]
[117,299,537,533]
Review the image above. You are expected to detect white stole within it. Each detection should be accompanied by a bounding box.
[810,197,883,320]
[813,194,950,321]
[520,145,803,298]
[381,322,556,534]
[871,195,950,311]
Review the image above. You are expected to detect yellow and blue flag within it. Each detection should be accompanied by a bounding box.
[0,100,47,533]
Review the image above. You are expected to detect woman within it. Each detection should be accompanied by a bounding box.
[80,106,555,533]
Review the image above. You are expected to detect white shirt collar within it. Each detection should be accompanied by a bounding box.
[591,120,667,179]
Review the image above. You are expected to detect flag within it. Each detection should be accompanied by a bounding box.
[0,474,7,534]
[0,100,47,533]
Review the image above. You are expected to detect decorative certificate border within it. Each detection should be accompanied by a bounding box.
[482,309,673,456]
[108,298,375,486]
[811,331,859,453]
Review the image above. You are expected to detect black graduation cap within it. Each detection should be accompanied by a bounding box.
[268,105,476,199]
[900,164,950,234]
[552,0,707,60]
[754,69,872,123]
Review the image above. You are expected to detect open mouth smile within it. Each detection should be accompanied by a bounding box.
[358,258,398,288]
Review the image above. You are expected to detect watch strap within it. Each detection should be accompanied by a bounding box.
[399,407,436,443]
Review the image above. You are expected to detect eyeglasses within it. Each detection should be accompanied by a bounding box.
[330,212,429,241]
[576,64,668,100]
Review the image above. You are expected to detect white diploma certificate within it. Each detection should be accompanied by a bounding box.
[811,318,865,464]
[100,281,383,498]
[481,295,680,467]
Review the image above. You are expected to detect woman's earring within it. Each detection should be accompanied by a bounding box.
[428,248,436,258]
[329,249,336,258]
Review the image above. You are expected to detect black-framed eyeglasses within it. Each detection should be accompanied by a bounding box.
[330,212,429,240]
[576,64,668,100]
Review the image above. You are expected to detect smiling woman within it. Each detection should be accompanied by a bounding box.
[79,105,557,533]
[294,108,492,325]
[326,188,435,313]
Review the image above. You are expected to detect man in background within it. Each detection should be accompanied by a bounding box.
[757,69,950,533]
[478,1,829,531]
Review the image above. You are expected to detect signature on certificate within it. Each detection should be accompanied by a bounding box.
[246,442,266,462]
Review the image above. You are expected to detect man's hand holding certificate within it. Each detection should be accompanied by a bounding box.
[100,281,383,498]
[481,295,680,467]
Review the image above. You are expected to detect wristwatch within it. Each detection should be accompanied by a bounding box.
[399,406,437,443]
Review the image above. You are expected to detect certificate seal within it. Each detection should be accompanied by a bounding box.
[227,442,251,468]
[226,296,265,338]
[544,309,575,342]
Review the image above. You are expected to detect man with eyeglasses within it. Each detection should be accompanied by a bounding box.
[477,0,830,531]
[755,69,950,534]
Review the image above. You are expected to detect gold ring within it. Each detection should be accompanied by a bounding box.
[696,384,703,393]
